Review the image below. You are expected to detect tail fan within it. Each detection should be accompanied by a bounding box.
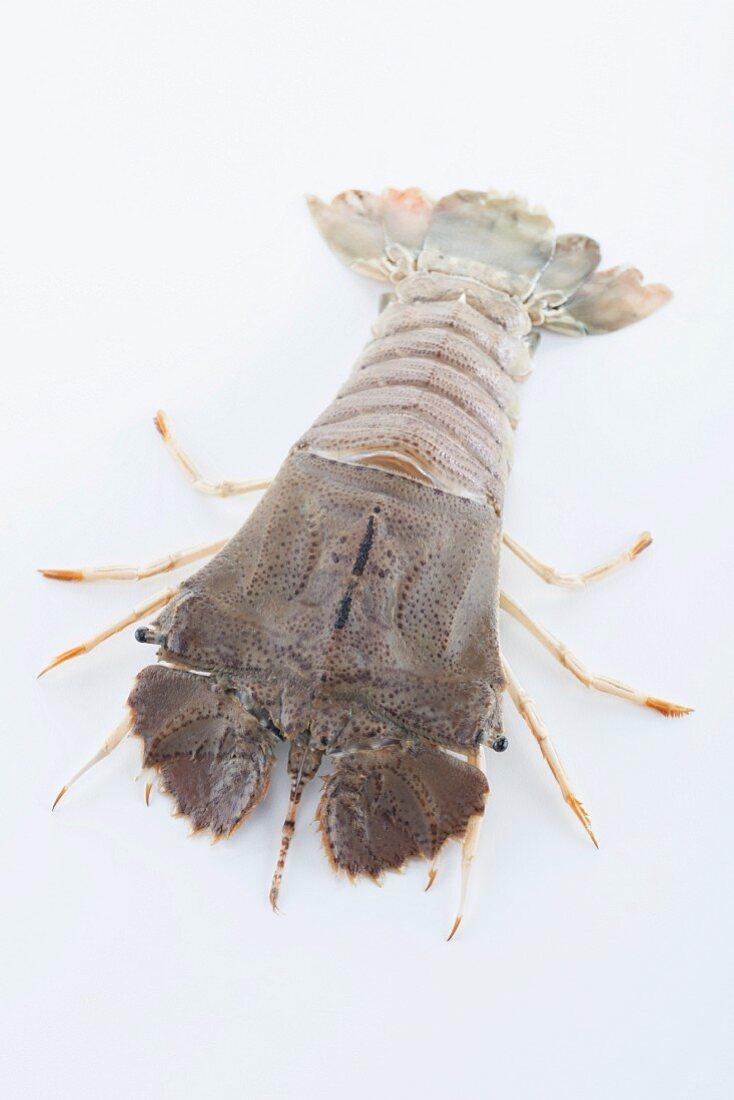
[308,188,671,335]
[537,265,673,335]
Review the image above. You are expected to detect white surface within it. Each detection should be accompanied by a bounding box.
[1,3,732,1098]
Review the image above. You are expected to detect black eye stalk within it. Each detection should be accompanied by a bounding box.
[491,735,509,753]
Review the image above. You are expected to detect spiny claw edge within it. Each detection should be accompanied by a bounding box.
[645,697,693,718]
[566,796,599,849]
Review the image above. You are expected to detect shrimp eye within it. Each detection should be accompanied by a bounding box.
[492,736,508,753]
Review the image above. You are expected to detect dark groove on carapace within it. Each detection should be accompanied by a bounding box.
[334,581,356,630]
[352,514,376,576]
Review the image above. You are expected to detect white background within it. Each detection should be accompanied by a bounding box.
[1,3,732,1098]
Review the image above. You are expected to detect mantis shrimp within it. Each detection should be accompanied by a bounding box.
[40,188,690,938]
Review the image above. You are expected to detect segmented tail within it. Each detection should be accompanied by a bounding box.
[308,188,671,335]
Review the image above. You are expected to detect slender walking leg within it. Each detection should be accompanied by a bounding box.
[502,658,598,848]
[38,586,178,677]
[52,708,134,810]
[40,536,228,583]
[447,746,488,941]
[502,530,652,588]
[500,592,692,717]
[154,410,272,498]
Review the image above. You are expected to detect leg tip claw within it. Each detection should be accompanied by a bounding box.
[52,786,67,811]
[645,697,693,718]
[38,645,86,678]
[153,410,170,440]
[447,914,462,942]
[566,795,599,849]
[631,532,653,558]
[39,569,83,582]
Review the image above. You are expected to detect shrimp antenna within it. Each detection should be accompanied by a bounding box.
[269,737,313,913]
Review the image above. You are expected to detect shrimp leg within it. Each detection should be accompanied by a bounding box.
[500,592,691,717]
[502,530,652,588]
[39,537,228,583]
[154,410,272,498]
[38,586,178,676]
[52,708,134,810]
[447,746,488,941]
[502,657,598,848]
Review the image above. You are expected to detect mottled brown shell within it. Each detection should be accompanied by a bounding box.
[152,452,504,754]
[130,665,276,837]
[317,745,488,880]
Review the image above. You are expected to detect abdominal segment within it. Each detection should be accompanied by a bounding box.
[296,272,530,510]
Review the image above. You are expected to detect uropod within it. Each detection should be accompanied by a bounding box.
[41,188,691,938]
